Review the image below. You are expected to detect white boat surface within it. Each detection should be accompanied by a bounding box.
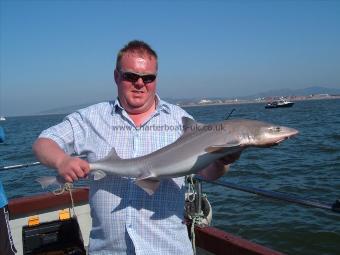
[265,98,294,109]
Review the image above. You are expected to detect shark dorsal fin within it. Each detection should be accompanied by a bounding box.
[182,117,196,129]
[100,147,122,161]
[182,117,204,134]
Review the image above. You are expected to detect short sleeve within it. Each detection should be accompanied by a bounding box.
[39,111,88,155]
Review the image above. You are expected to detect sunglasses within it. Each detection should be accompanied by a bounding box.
[118,70,157,84]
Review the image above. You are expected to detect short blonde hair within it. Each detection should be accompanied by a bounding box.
[116,40,158,70]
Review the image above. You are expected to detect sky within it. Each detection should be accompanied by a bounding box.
[1,0,340,116]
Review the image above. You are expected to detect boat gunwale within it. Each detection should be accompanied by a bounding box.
[194,226,285,255]
[8,187,89,219]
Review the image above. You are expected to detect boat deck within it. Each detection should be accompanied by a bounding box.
[8,188,285,255]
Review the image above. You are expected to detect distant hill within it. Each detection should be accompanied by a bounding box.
[38,102,100,115]
[245,86,340,99]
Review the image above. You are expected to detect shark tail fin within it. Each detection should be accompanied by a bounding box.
[91,170,107,180]
[36,176,64,189]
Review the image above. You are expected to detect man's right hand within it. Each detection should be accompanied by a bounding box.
[56,156,90,183]
[33,138,90,183]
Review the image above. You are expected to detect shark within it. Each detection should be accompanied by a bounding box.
[37,117,298,195]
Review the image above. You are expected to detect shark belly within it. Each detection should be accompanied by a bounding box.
[150,151,222,179]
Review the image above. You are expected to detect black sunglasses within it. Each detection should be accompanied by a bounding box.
[118,70,157,84]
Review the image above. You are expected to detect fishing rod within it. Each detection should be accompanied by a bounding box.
[0,155,87,172]
[225,108,236,120]
[0,161,41,171]
[194,176,340,214]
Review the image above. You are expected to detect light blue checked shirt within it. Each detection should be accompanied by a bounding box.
[39,96,194,255]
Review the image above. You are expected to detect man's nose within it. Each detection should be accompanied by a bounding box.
[134,77,145,88]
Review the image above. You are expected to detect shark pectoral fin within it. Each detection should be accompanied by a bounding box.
[135,179,160,195]
[92,170,107,180]
[205,143,241,153]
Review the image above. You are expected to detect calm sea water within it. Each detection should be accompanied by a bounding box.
[0,99,339,255]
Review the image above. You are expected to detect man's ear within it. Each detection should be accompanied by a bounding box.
[114,69,119,85]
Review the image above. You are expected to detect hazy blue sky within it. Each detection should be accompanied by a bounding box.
[1,0,340,116]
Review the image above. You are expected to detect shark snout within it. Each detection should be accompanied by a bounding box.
[284,127,299,137]
[256,126,298,147]
[273,127,299,144]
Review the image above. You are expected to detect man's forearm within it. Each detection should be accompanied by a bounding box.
[32,138,69,169]
[33,138,90,182]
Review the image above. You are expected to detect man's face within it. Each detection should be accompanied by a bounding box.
[115,52,157,114]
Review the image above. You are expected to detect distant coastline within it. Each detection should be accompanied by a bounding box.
[180,94,340,108]
[4,91,340,117]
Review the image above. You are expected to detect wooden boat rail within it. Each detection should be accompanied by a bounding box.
[8,187,89,219]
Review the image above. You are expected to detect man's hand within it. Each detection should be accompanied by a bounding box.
[216,151,242,166]
[33,138,90,183]
[56,156,90,183]
[198,151,242,181]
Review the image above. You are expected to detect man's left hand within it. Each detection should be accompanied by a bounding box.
[217,151,242,166]
[198,151,242,181]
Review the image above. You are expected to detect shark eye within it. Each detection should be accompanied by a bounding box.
[269,127,281,132]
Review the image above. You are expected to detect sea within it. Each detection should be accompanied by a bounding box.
[0,99,339,255]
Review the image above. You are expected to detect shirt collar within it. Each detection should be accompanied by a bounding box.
[111,94,171,115]
[155,94,171,114]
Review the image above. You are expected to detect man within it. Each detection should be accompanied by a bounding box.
[33,40,239,254]
[0,180,17,255]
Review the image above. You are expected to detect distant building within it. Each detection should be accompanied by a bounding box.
[198,99,212,104]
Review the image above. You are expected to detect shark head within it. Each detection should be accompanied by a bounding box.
[244,120,298,147]
[219,119,298,147]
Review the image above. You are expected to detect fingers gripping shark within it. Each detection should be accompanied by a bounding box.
[37,117,298,195]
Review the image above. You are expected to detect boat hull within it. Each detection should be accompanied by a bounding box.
[265,102,294,109]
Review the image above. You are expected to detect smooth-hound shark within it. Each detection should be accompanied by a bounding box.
[37,117,298,195]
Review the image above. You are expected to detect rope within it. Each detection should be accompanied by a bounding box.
[189,212,206,255]
[187,175,195,202]
[190,216,197,255]
[186,175,207,255]
[52,182,77,218]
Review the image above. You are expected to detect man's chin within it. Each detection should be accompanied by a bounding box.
[123,94,155,111]
[126,99,148,109]
[128,98,145,106]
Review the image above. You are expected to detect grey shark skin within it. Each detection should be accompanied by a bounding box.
[37,117,298,195]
